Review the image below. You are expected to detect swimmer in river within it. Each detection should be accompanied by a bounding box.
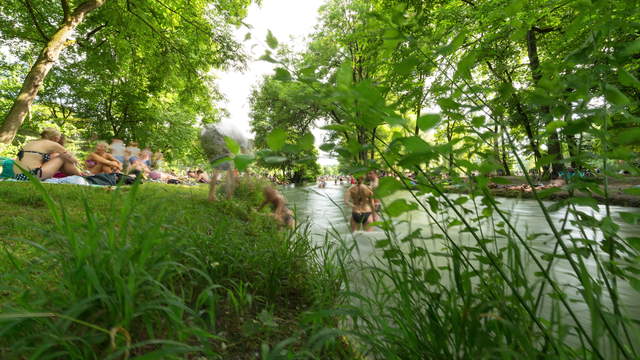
[258,186,295,228]
[344,176,376,232]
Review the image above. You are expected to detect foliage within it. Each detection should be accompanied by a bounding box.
[252,0,640,358]
[0,180,344,359]
[0,0,251,161]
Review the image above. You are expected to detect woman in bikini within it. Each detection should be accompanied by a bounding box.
[345,176,376,232]
[86,141,122,174]
[258,186,294,228]
[10,128,83,181]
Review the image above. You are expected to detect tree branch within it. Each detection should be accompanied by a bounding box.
[85,22,107,39]
[21,0,49,41]
[60,0,70,21]
[532,26,558,34]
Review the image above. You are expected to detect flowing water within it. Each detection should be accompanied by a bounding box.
[281,182,640,336]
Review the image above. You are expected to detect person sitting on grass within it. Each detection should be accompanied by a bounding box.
[258,186,294,228]
[128,158,151,178]
[125,141,141,165]
[6,128,84,181]
[151,151,164,170]
[345,176,376,232]
[196,169,210,183]
[110,139,127,167]
[139,148,153,167]
[86,141,122,174]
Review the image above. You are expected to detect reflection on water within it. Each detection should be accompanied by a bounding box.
[281,182,640,328]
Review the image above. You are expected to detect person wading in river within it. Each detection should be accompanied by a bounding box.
[345,176,376,232]
[367,170,381,221]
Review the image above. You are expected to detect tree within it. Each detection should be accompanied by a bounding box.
[0,0,107,145]
[0,0,250,146]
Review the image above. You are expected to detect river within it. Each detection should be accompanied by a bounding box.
[280,182,640,344]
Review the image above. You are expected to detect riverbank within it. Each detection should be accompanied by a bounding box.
[0,180,344,359]
[447,176,640,207]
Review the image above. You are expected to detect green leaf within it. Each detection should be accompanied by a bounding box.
[616,128,640,145]
[417,114,440,131]
[620,212,640,225]
[322,124,351,133]
[264,156,287,164]
[603,84,630,106]
[631,278,640,293]
[424,268,441,284]
[266,128,287,151]
[399,136,430,153]
[538,187,562,198]
[375,177,405,197]
[456,52,477,80]
[273,67,292,82]
[224,136,240,155]
[437,97,461,110]
[233,154,255,172]
[266,30,278,49]
[471,116,485,127]
[620,38,640,57]
[546,120,567,132]
[569,197,599,211]
[298,132,315,151]
[619,68,640,90]
[319,143,335,152]
[394,56,420,75]
[211,156,232,168]
[385,199,418,217]
[439,32,466,55]
[259,51,278,63]
[600,216,619,238]
[375,239,390,248]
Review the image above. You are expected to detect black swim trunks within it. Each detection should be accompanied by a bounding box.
[352,212,371,224]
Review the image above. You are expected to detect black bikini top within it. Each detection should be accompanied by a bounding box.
[17,149,51,162]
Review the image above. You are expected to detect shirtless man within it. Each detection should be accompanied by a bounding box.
[367,170,381,221]
[344,177,376,232]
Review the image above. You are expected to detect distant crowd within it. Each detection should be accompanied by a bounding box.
[0,128,211,185]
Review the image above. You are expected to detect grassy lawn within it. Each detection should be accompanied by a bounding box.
[0,180,341,359]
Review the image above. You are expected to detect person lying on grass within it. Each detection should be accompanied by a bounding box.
[258,186,294,228]
[1,128,84,181]
[86,141,122,174]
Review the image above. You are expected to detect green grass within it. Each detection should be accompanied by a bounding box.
[0,179,344,359]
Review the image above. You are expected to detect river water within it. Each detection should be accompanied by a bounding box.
[280,182,640,338]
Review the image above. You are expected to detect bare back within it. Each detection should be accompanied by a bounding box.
[14,139,65,171]
[347,184,374,213]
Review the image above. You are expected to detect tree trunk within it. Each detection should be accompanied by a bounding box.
[500,130,512,176]
[0,0,107,145]
[526,28,564,178]
[565,133,579,169]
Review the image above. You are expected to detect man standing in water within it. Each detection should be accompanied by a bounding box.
[344,176,377,232]
[367,170,381,221]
